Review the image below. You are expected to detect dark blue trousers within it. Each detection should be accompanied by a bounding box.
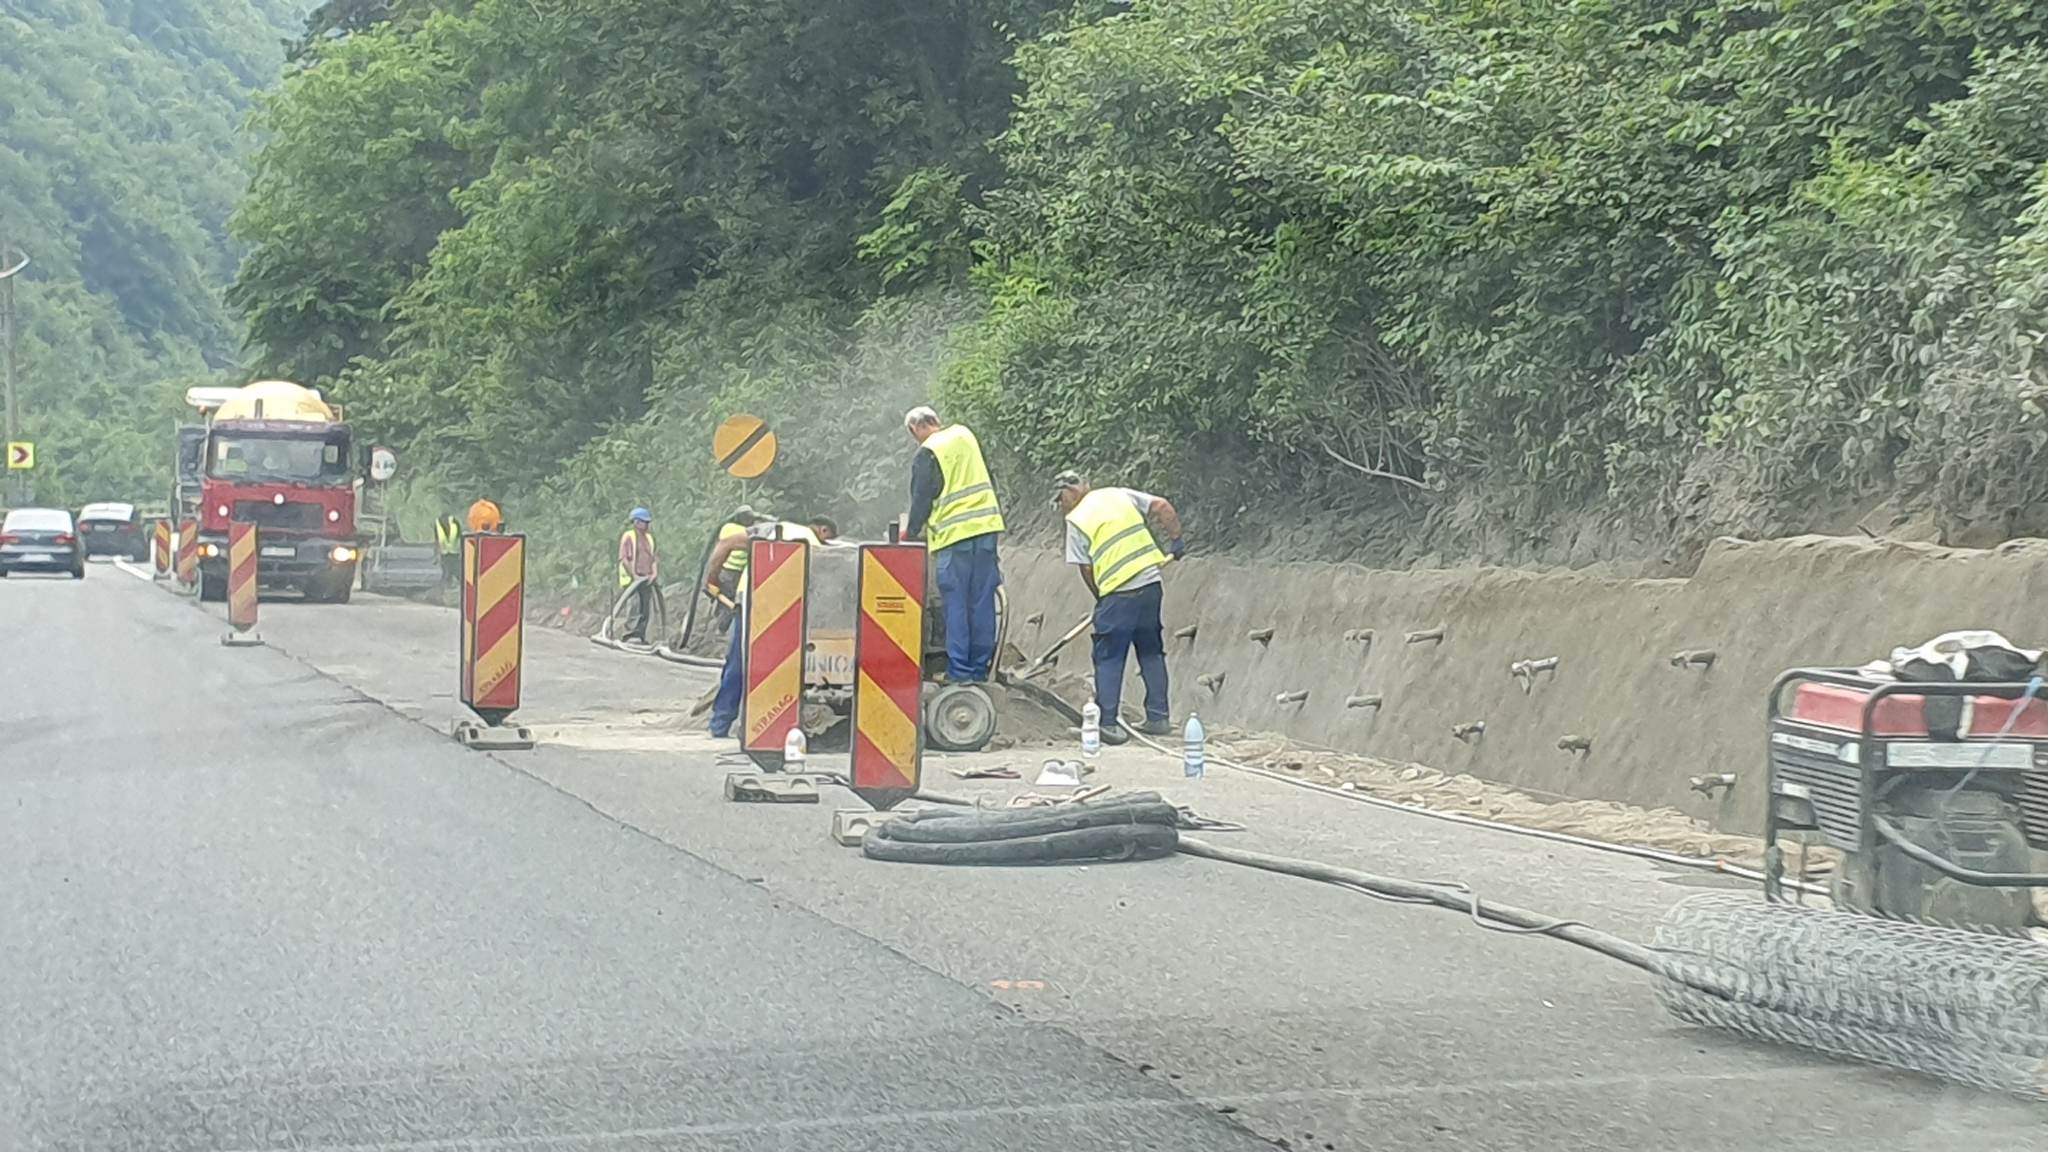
[1091,580,1168,726]
[934,534,1001,682]
[709,618,744,738]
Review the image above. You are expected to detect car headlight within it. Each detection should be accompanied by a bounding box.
[329,545,358,563]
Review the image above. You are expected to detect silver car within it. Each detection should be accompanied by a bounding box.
[0,508,85,578]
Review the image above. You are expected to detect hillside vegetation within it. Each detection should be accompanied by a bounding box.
[231,1,2048,585]
[0,0,310,507]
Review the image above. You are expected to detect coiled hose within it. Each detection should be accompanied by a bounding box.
[862,792,1181,865]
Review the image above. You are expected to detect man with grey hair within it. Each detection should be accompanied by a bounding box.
[904,405,1005,683]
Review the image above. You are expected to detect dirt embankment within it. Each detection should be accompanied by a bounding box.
[998,533,2048,835]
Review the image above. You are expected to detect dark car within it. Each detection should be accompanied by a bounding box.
[76,501,147,560]
[0,508,85,578]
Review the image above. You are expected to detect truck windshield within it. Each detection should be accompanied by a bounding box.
[209,433,350,484]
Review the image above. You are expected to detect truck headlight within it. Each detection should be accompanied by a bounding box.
[199,543,222,559]
[329,545,358,563]
[216,504,229,517]
[327,509,341,522]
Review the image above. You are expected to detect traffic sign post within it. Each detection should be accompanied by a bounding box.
[453,532,533,749]
[712,413,777,479]
[848,542,928,810]
[740,537,809,769]
[220,521,263,647]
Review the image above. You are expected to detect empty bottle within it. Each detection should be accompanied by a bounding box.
[1183,713,1205,779]
[783,726,807,769]
[1081,700,1102,758]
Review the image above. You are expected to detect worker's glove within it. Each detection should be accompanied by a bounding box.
[1165,538,1186,560]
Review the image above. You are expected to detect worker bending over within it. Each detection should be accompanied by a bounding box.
[904,406,1004,683]
[617,507,659,644]
[709,504,761,637]
[703,515,826,740]
[1055,470,1186,745]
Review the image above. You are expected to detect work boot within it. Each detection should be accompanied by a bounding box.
[1138,717,1173,737]
[1098,723,1130,746]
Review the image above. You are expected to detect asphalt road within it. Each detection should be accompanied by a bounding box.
[0,566,1270,1151]
[7,564,2046,1150]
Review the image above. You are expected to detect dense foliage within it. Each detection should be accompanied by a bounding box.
[0,0,310,507]
[231,0,2048,583]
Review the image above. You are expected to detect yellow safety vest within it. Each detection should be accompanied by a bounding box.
[923,424,1004,551]
[718,522,750,573]
[434,518,458,554]
[735,523,818,601]
[1066,488,1167,597]
[618,528,656,587]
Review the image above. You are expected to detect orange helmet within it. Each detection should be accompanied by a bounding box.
[467,499,503,533]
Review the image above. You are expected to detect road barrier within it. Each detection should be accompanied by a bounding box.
[151,520,172,579]
[220,522,262,647]
[741,537,810,769]
[454,532,533,749]
[848,542,927,810]
[174,520,198,592]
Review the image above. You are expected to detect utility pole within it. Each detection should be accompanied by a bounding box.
[1,242,27,506]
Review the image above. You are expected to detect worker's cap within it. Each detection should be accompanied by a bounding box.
[630,507,652,523]
[1050,469,1086,505]
[731,504,760,524]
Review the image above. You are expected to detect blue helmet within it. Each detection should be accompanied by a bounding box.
[630,507,652,523]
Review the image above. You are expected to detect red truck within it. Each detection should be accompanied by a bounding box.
[184,380,361,603]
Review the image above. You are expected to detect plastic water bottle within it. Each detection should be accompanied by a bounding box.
[1081,701,1102,758]
[783,727,807,770]
[1183,713,1205,779]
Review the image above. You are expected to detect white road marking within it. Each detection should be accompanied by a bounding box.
[113,559,157,582]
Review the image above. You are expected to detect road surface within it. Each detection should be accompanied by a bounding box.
[1,564,2040,1150]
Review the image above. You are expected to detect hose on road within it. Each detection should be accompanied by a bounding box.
[860,791,1181,865]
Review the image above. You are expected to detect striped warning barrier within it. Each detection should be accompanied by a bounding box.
[849,543,927,809]
[221,521,262,647]
[742,537,810,766]
[152,520,172,578]
[174,520,198,592]
[459,533,526,729]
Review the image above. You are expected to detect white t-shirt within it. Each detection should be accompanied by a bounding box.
[1064,488,1163,593]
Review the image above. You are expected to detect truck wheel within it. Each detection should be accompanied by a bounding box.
[199,569,227,602]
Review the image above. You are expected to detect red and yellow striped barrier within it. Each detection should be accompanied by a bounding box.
[174,520,198,591]
[850,543,927,808]
[742,537,809,765]
[226,522,258,631]
[152,520,172,577]
[460,533,525,724]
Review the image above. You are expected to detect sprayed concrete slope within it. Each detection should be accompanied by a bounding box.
[1002,533,2048,834]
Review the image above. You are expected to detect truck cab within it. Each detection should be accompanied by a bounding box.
[189,381,361,603]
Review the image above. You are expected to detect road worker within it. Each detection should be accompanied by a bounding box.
[467,498,503,534]
[709,504,760,638]
[1054,470,1186,745]
[617,507,659,644]
[703,516,823,740]
[903,406,1003,683]
[435,514,461,585]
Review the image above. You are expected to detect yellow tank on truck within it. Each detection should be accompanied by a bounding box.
[209,380,338,424]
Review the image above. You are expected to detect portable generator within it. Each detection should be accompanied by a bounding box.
[1764,668,2048,932]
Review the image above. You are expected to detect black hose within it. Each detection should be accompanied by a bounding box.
[1875,814,2048,887]
[861,791,1180,865]
[880,796,1181,843]
[672,525,729,652]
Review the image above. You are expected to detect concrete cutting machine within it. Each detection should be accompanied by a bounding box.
[1765,668,2048,932]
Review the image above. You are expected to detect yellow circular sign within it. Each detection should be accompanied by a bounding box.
[712,413,778,479]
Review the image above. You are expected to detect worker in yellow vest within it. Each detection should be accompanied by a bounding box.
[903,406,1005,683]
[616,507,658,643]
[702,517,823,740]
[709,504,760,638]
[434,514,461,585]
[1055,470,1186,745]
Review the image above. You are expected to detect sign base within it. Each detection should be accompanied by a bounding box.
[452,718,535,750]
[219,630,264,648]
[723,773,826,803]
[831,808,912,846]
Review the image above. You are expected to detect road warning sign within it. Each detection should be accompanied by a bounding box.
[712,413,777,479]
[226,522,259,631]
[460,533,525,723]
[6,442,32,469]
[152,520,172,577]
[175,519,198,591]
[741,537,809,765]
[850,543,927,809]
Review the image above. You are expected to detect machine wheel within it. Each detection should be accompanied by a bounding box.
[199,569,227,602]
[925,683,998,753]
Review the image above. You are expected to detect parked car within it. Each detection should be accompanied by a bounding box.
[76,501,147,560]
[0,508,85,578]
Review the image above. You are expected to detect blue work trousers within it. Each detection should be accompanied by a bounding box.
[709,617,745,738]
[934,534,1001,682]
[1092,580,1169,727]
